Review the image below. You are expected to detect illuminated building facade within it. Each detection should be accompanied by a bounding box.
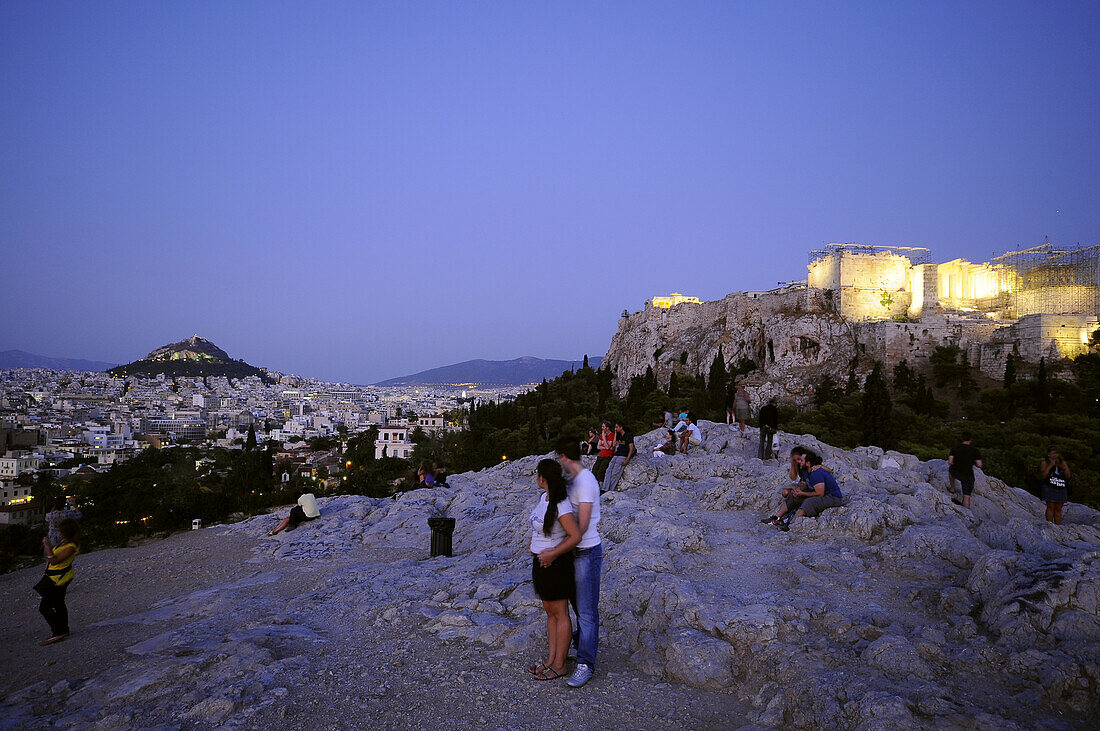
[651,293,701,309]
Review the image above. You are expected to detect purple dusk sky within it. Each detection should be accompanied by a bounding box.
[2,2,1097,384]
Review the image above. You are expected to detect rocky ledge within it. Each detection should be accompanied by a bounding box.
[1,422,1097,728]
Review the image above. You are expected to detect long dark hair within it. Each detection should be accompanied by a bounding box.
[538,458,568,536]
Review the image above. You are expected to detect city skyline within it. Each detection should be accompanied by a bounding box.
[3,2,1098,383]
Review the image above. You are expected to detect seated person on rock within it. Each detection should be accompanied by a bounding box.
[652,429,678,457]
[762,447,809,525]
[768,451,843,531]
[416,460,437,488]
[268,492,321,536]
[677,413,703,453]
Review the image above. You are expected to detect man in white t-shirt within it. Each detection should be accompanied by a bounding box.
[677,413,703,453]
[555,437,602,688]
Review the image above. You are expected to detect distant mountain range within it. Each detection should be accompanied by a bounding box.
[0,349,118,372]
[107,335,272,382]
[375,356,604,387]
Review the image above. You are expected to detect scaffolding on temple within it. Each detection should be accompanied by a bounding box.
[992,243,1100,318]
[807,243,933,267]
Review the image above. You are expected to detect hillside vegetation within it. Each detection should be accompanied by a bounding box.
[414,348,1100,509]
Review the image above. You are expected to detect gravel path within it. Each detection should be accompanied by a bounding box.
[0,519,750,729]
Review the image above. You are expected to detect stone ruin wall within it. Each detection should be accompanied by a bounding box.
[978,314,1100,379]
[607,245,1099,405]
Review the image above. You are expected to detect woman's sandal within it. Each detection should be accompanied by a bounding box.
[534,666,566,681]
[526,663,549,676]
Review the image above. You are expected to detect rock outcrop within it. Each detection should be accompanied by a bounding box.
[602,291,1010,404]
[2,423,1098,727]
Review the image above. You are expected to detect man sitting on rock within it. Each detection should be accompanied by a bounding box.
[763,449,842,530]
[776,451,843,531]
[677,413,703,453]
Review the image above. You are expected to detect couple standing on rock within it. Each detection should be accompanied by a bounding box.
[525,439,602,688]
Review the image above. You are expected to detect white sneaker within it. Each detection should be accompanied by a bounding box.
[566,663,593,687]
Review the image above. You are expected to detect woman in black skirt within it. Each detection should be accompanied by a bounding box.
[1039,446,1071,525]
[525,458,581,681]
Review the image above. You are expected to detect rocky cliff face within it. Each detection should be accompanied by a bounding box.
[2,423,1097,727]
[603,289,859,404]
[602,290,1011,405]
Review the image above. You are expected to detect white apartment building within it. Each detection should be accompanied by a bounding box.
[375,426,412,459]
[413,414,446,433]
[82,424,126,449]
[0,451,40,478]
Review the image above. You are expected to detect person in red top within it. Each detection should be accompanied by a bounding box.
[592,422,615,482]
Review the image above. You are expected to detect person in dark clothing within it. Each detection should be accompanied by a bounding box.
[758,398,779,460]
[948,432,983,509]
[38,518,79,645]
[1039,446,1071,525]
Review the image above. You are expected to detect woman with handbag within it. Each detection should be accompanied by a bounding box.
[37,518,79,645]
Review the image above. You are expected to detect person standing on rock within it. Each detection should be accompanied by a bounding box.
[733,385,751,436]
[592,422,615,483]
[758,398,779,460]
[601,421,635,493]
[555,438,602,688]
[1039,446,1071,525]
[36,518,79,645]
[526,459,581,681]
[948,432,983,510]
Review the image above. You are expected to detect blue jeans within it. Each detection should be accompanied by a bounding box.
[570,542,602,667]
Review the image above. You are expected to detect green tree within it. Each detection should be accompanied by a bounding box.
[814,376,841,408]
[1003,354,1016,388]
[245,423,257,451]
[707,346,728,419]
[1036,357,1050,413]
[845,362,859,394]
[930,345,963,387]
[892,360,917,395]
[860,361,893,447]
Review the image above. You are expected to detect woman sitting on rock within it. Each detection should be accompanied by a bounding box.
[525,458,581,681]
[778,451,844,531]
[764,450,842,530]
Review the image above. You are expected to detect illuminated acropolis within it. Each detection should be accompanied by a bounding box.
[805,242,1100,363]
[651,293,701,309]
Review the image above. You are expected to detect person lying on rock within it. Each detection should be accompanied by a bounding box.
[525,458,581,681]
[765,451,844,531]
[267,492,320,536]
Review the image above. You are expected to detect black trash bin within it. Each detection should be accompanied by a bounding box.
[428,517,455,558]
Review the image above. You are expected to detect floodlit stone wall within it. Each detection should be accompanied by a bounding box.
[977,314,1099,379]
[811,251,912,321]
[1017,285,1100,317]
